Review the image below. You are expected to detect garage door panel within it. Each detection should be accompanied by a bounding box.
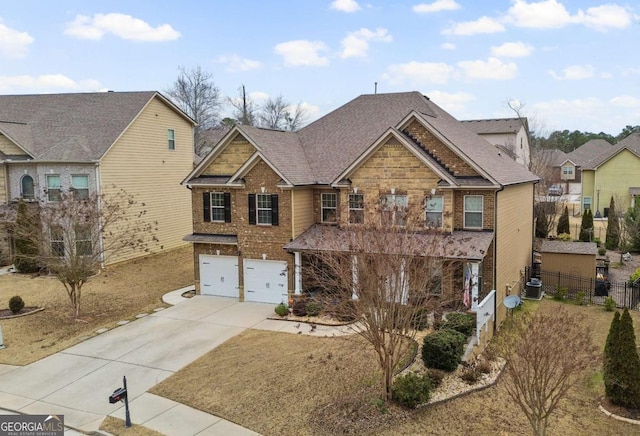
[199,255,239,297]
[244,260,288,304]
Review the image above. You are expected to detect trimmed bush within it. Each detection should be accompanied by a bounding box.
[333,299,357,322]
[274,302,288,317]
[291,297,308,316]
[392,372,431,409]
[9,296,25,314]
[604,296,616,311]
[12,199,40,273]
[426,368,447,388]
[410,308,430,331]
[441,312,474,337]
[422,328,466,372]
[306,300,322,317]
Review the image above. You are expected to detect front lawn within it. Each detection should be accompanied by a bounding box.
[0,245,194,365]
[152,299,640,435]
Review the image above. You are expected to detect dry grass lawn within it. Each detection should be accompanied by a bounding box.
[0,245,193,365]
[152,299,640,436]
[99,416,164,436]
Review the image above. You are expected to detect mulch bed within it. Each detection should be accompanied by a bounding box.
[0,307,43,319]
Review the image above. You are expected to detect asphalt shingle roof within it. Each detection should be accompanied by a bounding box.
[460,118,526,135]
[566,139,614,168]
[0,91,179,162]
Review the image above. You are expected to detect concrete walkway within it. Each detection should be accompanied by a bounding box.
[0,291,352,435]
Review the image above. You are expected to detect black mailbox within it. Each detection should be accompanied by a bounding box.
[109,387,127,404]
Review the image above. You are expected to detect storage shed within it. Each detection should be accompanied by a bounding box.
[539,240,597,283]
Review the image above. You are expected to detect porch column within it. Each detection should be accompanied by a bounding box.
[351,255,358,300]
[294,251,302,295]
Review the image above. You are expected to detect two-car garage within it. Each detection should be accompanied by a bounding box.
[199,255,288,304]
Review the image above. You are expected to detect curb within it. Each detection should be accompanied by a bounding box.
[598,404,640,425]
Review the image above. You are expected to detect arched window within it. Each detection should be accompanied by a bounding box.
[21,175,34,199]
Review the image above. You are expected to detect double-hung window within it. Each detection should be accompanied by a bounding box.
[75,225,92,256]
[348,193,364,224]
[46,175,61,202]
[72,175,89,199]
[380,194,408,226]
[50,226,65,257]
[464,195,483,229]
[248,193,279,226]
[321,193,337,223]
[203,192,231,223]
[168,129,175,150]
[425,195,443,228]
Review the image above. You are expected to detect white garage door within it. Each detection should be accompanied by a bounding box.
[199,255,239,297]
[243,259,288,304]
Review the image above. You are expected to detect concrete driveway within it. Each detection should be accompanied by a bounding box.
[0,296,279,434]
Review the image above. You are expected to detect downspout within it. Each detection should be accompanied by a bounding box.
[493,184,504,334]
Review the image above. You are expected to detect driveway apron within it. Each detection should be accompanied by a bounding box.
[0,296,273,434]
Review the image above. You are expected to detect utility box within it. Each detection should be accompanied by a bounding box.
[525,278,543,299]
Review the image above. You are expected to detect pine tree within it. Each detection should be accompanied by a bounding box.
[604,308,640,408]
[557,206,570,235]
[12,199,40,273]
[535,205,548,238]
[579,209,593,242]
[606,196,620,249]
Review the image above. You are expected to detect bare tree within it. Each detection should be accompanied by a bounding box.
[284,101,308,131]
[495,307,599,436]
[11,189,157,319]
[166,65,222,155]
[228,85,258,126]
[258,94,307,131]
[301,202,463,401]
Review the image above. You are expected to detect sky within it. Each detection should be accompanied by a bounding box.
[1,0,639,136]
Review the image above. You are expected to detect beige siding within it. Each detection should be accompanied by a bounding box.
[0,134,27,156]
[204,137,255,176]
[495,182,535,324]
[540,252,596,282]
[100,97,194,264]
[292,187,313,238]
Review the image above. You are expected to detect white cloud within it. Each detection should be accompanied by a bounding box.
[549,64,595,80]
[0,22,34,58]
[457,57,517,80]
[609,95,640,108]
[443,16,505,36]
[581,4,632,31]
[490,41,533,58]
[330,0,361,13]
[621,67,640,77]
[64,13,180,42]
[274,40,329,67]
[426,90,475,112]
[340,27,392,59]
[441,42,456,50]
[295,101,321,121]
[0,74,101,92]
[382,61,454,86]
[217,54,262,72]
[505,0,632,31]
[413,0,460,13]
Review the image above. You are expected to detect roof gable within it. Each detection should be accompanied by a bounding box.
[0,91,194,162]
[460,118,527,135]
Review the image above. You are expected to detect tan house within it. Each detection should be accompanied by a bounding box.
[461,118,530,168]
[183,92,539,326]
[0,91,195,265]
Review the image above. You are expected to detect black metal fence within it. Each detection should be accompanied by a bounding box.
[524,266,640,310]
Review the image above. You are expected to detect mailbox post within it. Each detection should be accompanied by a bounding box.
[108,376,131,427]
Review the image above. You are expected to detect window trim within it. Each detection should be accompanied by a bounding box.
[380,193,408,227]
[168,129,175,150]
[75,225,93,256]
[50,226,65,257]
[321,192,337,223]
[348,193,365,224]
[20,174,35,199]
[583,196,592,212]
[203,192,231,223]
[463,195,483,230]
[46,174,61,202]
[425,195,444,228]
[248,193,279,226]
[71,174,89,200]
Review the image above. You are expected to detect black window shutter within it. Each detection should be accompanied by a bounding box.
[203,192,210,222]
[248,194,256,225]
[223,192,232,223]
[271,194,279,226]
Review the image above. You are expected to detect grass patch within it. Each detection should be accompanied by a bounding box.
[0,245,193,365]
[99,416,164,436]
[152,299,640,435]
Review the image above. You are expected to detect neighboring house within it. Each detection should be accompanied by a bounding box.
[579,133,640,215]
[461,118,531,168]
[183,92,538,327]
[0,91,195,265]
